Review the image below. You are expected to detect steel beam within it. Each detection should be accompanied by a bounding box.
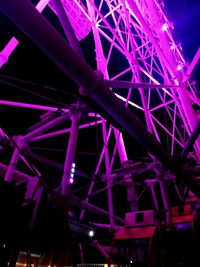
[0,0,200,196]
[72,195,124,224]
[61,112,80,195]
[51,0,84,58]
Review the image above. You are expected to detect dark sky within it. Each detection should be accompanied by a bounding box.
[165,0,200,82]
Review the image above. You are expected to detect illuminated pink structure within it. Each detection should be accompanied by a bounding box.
[0,0,200,265]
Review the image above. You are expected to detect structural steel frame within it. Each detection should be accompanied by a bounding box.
[0,0,200,260]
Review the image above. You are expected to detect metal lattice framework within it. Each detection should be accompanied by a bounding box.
[0,0,200,263]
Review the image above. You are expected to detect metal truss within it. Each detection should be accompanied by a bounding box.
[0,0,200,264]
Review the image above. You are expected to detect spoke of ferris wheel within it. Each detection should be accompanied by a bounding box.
[104,79,179,89]
[0,0,50,68]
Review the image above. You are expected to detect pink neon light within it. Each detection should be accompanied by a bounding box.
[0,99,69,112]
[69,178,74,184]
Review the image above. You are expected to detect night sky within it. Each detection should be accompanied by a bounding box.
[165,0,200,83]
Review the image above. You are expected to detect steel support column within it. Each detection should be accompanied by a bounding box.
[4,136,23,182]
[51,0,84,58]
[61,112,80,195]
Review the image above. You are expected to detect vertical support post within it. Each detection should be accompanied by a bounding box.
[79,243,84,264]
[52,0,84,58]
[4,136,23,182]
[87,0,139,213]
[92,240,113,263]
[102,121,115,229]
[61,111,80,195]
[107,178,115,229]
[173,180,183,203]
[79,126,112,221]
[159,168,172,226]
[30,186,43,230]
[87,0,116,227]
[148,182,159,211]
[114,130,138,210]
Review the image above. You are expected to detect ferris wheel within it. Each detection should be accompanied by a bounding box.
[0,0,200,266]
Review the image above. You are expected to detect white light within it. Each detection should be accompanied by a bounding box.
[69,178,74,184]
[130,260,133,263]
[72,163,76,168]
[3,244,5,248]
[170,45,175,50]
[88,230,94,237]
[71,167,75,173]
[161,23,168,31]
[70,173,74,178]
[177,64,182,71]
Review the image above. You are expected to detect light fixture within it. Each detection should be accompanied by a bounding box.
[88,230,95,237]
[69,178,74,184]
[70,162,76,182]
[177,64,182,71]
[161,23,168,31]
[170,45,175,50]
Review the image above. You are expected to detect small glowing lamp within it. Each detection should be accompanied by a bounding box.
[88,230,95,237]
[161,23,168,31]
[72,162,76,168]
[177,64,182,71]
[69,178,74,184]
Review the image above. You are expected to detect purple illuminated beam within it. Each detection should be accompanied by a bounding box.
[105,79,179,89]
[0,0,200,196]
[0,162,35,183]
[0,162,38,199]
[61,112,80,195]
[0,99,69,112]
[0,0,50,68]
[30,119,103,142]
[22,113,71,143]
[51,0,84,58]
